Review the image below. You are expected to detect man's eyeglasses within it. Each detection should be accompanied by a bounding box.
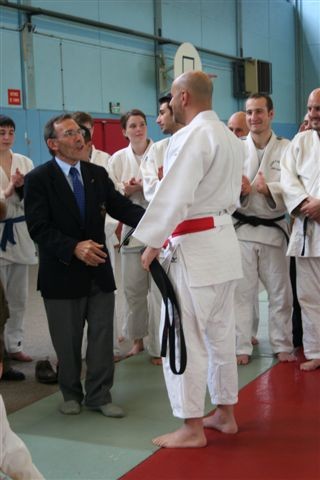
[61,128,85,138]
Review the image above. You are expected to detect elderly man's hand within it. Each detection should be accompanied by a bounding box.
[74,240,107,266]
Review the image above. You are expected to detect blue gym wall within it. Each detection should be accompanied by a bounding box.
[0,0,317,165]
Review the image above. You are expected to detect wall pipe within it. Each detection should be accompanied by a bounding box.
[0,0,245,62]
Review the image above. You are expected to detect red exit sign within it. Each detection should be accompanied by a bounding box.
[8,89,21,105]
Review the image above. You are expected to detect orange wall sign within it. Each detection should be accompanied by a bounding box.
[8,89,21,105]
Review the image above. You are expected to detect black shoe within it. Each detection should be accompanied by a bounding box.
[2,368,26,381]
[35,360,58,384]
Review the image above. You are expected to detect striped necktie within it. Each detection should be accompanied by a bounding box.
[69,166,85,222]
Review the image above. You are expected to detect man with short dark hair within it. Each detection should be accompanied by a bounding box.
[233,93,295,365]
[24,114,144,416]
[0,115,37,363]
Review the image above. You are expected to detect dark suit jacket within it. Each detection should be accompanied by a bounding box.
[24,159,145,299]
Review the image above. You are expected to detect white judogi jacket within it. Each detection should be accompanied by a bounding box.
[134,110,244,287]
[0,395,44,479]
[0,152,37,265]
[108,141,153,250]
[281,130,320,257]
[141,138,169,202]
[90,147,111,171]
[236,131,290,247]
[89,148,117,258]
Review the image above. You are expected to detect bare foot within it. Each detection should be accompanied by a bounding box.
[125,339,144,357]
[300,359,320,371]
[203,406,238,434]
[151,357,162,366]
[251,336,259,345]
[152,420,207,448]
[277,352,296,362]
[113,354,123,363]
[237,354,250,365]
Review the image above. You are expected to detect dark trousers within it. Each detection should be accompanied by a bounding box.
[44,282,115,406]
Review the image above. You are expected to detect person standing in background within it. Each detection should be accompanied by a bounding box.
[108,109,153,358]
[0,115,37,363]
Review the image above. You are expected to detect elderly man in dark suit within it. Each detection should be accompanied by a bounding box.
[24,114,145,417]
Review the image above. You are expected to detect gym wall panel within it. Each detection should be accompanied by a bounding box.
[201,13,237,56]
[0,30,22,108]
[100,47,156,116]
[200,0,237,55]
[298,0,320,109]
[300,0,320,45]
[33,36,63,110]
[61,41,103,112]
[212,65,238,120]
[161,1,202,46]
[30,0,101,22]
[98,0,154,34]
[242,0,270,39]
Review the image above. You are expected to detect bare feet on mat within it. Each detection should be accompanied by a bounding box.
[151,356,162,366]
[277,352,296,362]
[203,406,238,434]
[125,339,144,357]
[251,336,259,345]
[113,354,123,363]
[300,359,320,371]
[237,354,250,365]
[152,420,207,448]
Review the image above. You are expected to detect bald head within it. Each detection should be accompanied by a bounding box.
[298,113,311,133]
[307,87,320,135]
[228,111,249,138]
[170,71,213,124]
[175,71,213,101]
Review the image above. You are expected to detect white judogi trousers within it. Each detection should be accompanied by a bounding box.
[121,250,160,356]
[0,264,28,353]
[296,257,320,360]
[0,396,43,479]
[235,240,293,356]
[162,247,238,419]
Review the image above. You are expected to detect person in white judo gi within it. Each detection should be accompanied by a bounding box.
[227,111,260,346]
[134,71,244,448]
[0,115,37,363]
[108,110,154,358]
[0,395,44,479]
[233,94,295,365]
[139,95,183,365]
[281,87,320,372]
[227,111,249,139]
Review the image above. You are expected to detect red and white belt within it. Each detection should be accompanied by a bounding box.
[171,214,232,238]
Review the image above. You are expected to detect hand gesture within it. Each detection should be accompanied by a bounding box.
[254,171,270,197]
[74,239,107,266]
[241,175,251,196]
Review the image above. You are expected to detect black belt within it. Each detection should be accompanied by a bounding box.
[119,227,186,374]
[149,257,187,375]
[232,211,289,244]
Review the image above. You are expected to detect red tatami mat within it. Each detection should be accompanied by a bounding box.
[120,355,320,480]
